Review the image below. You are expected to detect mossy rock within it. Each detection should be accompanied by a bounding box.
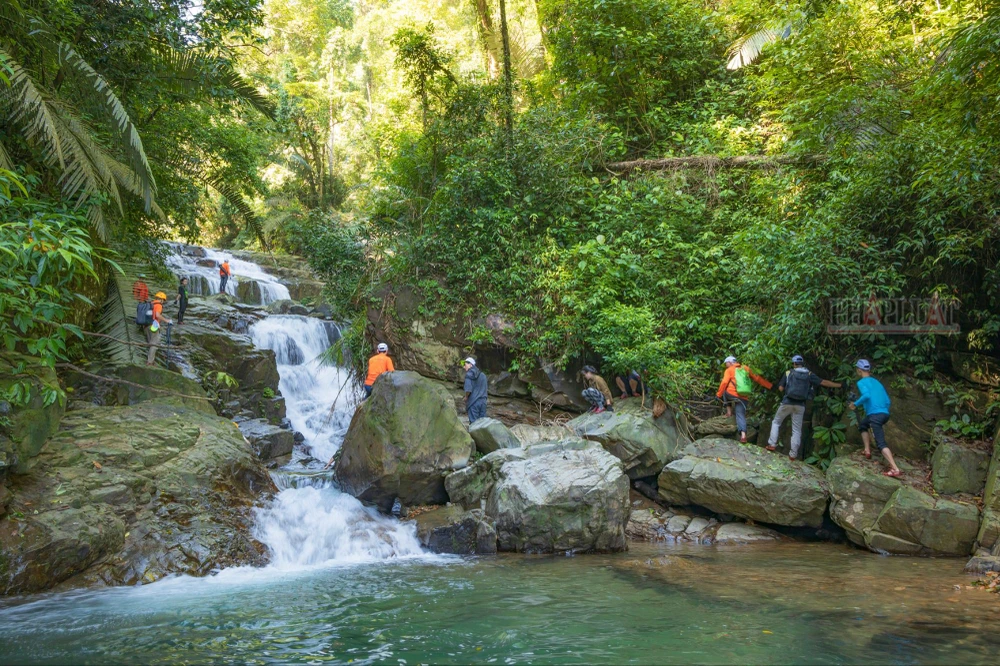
[977,434,1000,550]
[0,354,66,474]
[827,457,902,547]
[112,365,215,415]
[930,440,989,496]
[867,485,980,556]
[567,409,687,479]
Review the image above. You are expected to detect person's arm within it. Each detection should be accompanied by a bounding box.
[819,379,841,388]
[853,382,871,411]
[750,367,773,390]
[386,357,395,372]
[464,376,472,402]
[716,368,731,398]
[777,373,787,393]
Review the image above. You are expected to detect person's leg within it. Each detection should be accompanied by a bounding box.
[870,414,900,473]
[788,405,806,459]
[471,400,487,423]
[858,415,872,456]
[615,376,627,398]
[768,404,791,448]
[220,275,228,294]
[146,329,160,365]
[582,388,604,412]
[363,384,373,400]
[735,398,747,439]
[177,302,186,324]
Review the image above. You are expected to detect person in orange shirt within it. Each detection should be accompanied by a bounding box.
[146,292,172,366]
[219,260,231,294]
[363,342,395,399]
[716,355,772,443]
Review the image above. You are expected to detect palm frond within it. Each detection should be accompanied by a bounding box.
[726,24,792,70]
[96,273,144,366]
[154,45,276,119]
[205,174,269,251]
[0,139,11,170]
[60,45,156,211]
[0,48,64,167]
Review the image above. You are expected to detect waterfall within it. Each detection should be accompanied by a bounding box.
[164,244,290,305]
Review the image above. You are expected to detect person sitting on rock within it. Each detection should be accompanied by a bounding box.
[462,357,488,424]
[363,342,394,399]
[219,260,231,294]
[849,359,902,477]
[146,292,171,366]
[581,365,613,413]
[615,369,645,400]
[767,354,842,460]
[716,356,772,443]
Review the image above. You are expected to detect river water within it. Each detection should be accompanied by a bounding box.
[1,250,998,664]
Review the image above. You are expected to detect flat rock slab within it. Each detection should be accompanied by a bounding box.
[510,424,573,446]
[657,437,829,528]
[238,419,294,460]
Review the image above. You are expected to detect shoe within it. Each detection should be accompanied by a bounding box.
[594,407,605,414]
[739,433,747,443]
[863,450,872,459]
[883,469,903,478]
[788,455,797,461]
[766,445,777,452]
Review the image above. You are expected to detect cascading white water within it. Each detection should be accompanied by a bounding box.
[249,314,427,569]
[164,243,290,305]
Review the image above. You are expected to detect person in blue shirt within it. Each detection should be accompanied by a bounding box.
[848,359,902,477]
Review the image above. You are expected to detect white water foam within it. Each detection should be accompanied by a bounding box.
[165,243,290,305]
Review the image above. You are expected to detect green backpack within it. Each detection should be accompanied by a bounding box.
[734,367,753,395]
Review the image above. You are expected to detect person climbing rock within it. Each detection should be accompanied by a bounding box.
[581,365,613,413]
[767,354,842,460]
[146,291,171,366]
[173,277,189,325]
[615,369,645,400]
[462,357,488,424]
[219,260,231,294]
[716,356,772,443]
[363,342,394,399]
[849,359,902,477]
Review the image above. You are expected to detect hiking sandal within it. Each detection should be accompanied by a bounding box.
[883,469,902,478]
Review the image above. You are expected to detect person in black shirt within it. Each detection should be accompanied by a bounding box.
[174,277,189,325]
[766,354,841,460]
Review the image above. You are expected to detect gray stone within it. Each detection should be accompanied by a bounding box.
[238,419,295,460]
[567,409,687,480]
[931,440,989,496]
[468,418,521,455]
[964,556,1000,574]
[713,523,784,544]
[665,515,692,533]
[412,505,497,555]
[509,424,573,446]
[685,517,710,534]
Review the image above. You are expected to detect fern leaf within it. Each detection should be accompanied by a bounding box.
[205,174,270,251]
[96,274,142,366]
[726,24,791,70]
[0,48,64,168]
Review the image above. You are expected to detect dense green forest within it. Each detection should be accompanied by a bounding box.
[4,1,1000,430]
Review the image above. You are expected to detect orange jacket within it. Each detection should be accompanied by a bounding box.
[365,353,395,386]
[717,363,772,398]
[220,261,231,277]
[152,302,163,323]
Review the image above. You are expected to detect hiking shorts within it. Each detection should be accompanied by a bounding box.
[859,412,890,450]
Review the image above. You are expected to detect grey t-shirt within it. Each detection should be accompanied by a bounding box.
[464,367,488,405]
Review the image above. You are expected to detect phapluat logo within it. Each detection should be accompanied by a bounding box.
[827,292,959,335]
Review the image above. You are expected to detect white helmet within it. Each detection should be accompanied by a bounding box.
[377,343,388,353]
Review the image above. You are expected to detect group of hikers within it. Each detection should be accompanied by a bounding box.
[135,259,233,366]
[364,343,903,478]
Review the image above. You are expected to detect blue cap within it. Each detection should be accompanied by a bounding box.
[856,359,871,371]
[791,355,804,364]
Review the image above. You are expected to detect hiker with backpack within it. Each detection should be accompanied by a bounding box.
[219,260,231,294]
[144,292,171,366]
[849,359,903,477]
[716,356,772,443]
[766,355,842,460]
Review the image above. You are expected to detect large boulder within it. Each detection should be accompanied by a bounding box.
[510,423,573,446]
[657,438,829,528]
[977,436,1000,551]
[0,400,273,594]
[411,505,497,555]
[444,447,526,509]
[0,354,66,476]
[334,371,474,511]
[567,409,687,480]
[487,440,630,553]
[468,418,520,455]
[111,365,216,415]
[930,440,989,496]
[828,456,981,556]
[238,419,295,460]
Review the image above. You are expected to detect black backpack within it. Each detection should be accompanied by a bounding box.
[136,302,153,326]
[785,369,813,401]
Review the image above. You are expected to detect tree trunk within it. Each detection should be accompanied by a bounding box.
[498,0,514,152]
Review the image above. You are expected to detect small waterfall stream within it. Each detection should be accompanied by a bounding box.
[165,244,291,304]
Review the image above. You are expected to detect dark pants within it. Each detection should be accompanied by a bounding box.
[859,412,891,450]
[724,393,749,433]
[220,275,229,294]
[467,399,487,424]
[363,384,373,400]
[177,301,187,324]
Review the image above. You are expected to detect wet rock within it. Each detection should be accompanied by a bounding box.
[335,371,474,511]
[713,523,783,544]
[293,431,305,443]
[930,440,989,496]
[0,354,66,475]
[110,364,216,415]
[487,439,630,553]
[444,448,527,509]
[666,515,692,533]
[867,485,980,556]
[468,418,521,455]
[657,437,829,528]
[288,304,310,316]
[258,396,287,423]
[964,555,1000,574]
[685,516,711,534]
[236,279,263,305]
[509,424,573,446]
[238,419,295,460]
[411,505,497,555]
[266,299,295,315]
[489,371,531,399]
[567,409,687,480]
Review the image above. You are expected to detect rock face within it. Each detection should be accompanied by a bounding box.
[0,400,273,594]
[626,505,783,544]
[444,448,527,510]
[510,424,573,446]
[238,419,295,461]
[977,436,1000,551]
[567,408,687,480]
[0,356,66,477]
[931,440,989,496]
[111,365,217,415]
[827,457,980,556]
[487,440,630,553]
[334,371,474,511]
[411,505,497,555]
[657,438,829,528]
[468,418,520,455]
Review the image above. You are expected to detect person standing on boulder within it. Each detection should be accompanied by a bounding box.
[219,260,231,294]
[173,277,189,325]
[462,357,489,424]
[581,365,613,413]
[146,291,171,366]
[363,342,395,399]
[716,356,772,443]
[766,354,842,460]
[849,359,902,477]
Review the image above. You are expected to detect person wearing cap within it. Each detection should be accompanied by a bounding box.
[716,356,772,443]
[849,359,902,477]
[767,355,842,460]
[462,357,489,424]
[146,291,172,366]
[363,342,395,399]
[581,365,613,413]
